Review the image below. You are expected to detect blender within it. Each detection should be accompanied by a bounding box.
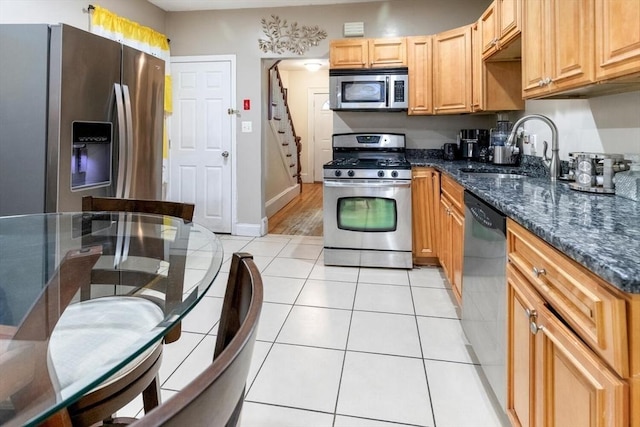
[490,115,519,165]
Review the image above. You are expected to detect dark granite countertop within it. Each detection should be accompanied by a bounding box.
[407,153,640,294]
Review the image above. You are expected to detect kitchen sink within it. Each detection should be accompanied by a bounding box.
[459,168,527,179]
[461,172,526,179]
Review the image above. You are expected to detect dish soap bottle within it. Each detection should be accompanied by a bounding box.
[615,154,640,201]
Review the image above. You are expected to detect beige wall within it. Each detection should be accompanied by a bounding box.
[0,0,166,33]
[522,92,640,159]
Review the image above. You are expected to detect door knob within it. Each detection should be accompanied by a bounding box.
[222,151,229,158]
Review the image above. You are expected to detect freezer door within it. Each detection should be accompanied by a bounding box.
[47,24,122,212]
[121,46,164,200]
[0,24,50,215]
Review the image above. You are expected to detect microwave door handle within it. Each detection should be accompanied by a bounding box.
[385,76,390,107]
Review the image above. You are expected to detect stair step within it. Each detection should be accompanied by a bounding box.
[289,163,295,168]
[273,117,281,121]
[282,143,289,146]
[278,131,285,134]
[286,154,292,157]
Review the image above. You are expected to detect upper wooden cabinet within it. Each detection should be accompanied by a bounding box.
[433,25,472,114]
[480,0,522,60]
[412,168,439,265]
[472,22,524,112]
[329,39,368,68]
[407,36,433,115]
[329,38,407,69]
[595,0,640,80]
[522,0,595,98]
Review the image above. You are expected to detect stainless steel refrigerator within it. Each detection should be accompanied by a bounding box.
[0,23,164,216]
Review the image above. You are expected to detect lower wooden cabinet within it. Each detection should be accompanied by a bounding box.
[507,264,628,427]
[507,219,632,427]
[411,168,439,265]
[438,175,464,303]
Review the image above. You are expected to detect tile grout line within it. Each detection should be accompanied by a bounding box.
[408,268,439,427]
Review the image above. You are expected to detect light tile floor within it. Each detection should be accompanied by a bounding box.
[121,234,509,427]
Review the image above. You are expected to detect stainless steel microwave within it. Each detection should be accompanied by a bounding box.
[329,67,409,111]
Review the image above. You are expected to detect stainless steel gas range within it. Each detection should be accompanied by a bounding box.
[323,133,412,269]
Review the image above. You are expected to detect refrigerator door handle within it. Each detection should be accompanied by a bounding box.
[114,83,127,198]
[122,84,135,199]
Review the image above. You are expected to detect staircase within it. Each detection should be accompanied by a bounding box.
[268,63,302,188]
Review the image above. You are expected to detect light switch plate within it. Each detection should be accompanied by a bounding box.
[241,121,252,133]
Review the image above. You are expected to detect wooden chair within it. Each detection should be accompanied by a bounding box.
[50,196,195,426]
[81,195,196,343]
[130,252,264,427]
[1,246,102,426]
[82,196,194,222]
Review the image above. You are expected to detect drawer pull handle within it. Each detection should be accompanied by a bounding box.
[525,308,542,334]
[530,321,543,335]
[532,266,546,277]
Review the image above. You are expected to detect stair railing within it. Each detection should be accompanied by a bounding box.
[268,62,302,187]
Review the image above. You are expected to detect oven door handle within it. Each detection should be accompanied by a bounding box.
[324,179,411,188]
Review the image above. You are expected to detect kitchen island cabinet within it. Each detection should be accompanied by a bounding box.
[411,168,439,265]
[506,219,631,427]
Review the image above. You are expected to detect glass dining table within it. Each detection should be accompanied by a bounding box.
[0,212,223,426]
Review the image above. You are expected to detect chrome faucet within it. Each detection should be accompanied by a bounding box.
[507,114,561,181]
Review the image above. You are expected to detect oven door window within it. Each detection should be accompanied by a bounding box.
[343,81,385,103]
[337,197,397,232]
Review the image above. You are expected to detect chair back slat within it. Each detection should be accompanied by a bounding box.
[131,253,263,427]
[82,196,195,222]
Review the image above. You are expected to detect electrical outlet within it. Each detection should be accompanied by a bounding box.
[241,121,252,133]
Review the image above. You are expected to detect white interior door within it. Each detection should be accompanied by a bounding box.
[169,58,234,232]
[312,92,333,182]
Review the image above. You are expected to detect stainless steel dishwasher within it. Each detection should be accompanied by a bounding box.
[461,190,507,411]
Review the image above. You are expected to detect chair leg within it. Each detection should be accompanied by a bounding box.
[226,389,245,427]
[141,375,161,412]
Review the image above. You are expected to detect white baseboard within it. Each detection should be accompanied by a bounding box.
[265,184,300,217]
[234,220,266,237]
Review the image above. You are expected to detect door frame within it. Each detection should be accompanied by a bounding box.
[307,88,331,183]
[168,55,237,233]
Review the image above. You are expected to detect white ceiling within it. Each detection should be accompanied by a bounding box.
[148,0,387,12]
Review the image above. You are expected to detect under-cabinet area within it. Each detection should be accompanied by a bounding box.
[410,163,640,427]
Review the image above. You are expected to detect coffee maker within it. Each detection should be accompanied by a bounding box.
[458,129,489,160]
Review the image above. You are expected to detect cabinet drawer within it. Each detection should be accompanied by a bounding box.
[440,174,464,211]
[507,219,628,377]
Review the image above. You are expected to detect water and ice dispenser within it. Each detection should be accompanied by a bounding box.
[71,121,112,190]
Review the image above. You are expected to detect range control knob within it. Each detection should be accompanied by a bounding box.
[391,170,399,178]
[378,170,385,178]
[334,170,342,177]
[347,170,355,177]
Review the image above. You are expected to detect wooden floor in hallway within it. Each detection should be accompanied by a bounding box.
[268,183,323,236]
